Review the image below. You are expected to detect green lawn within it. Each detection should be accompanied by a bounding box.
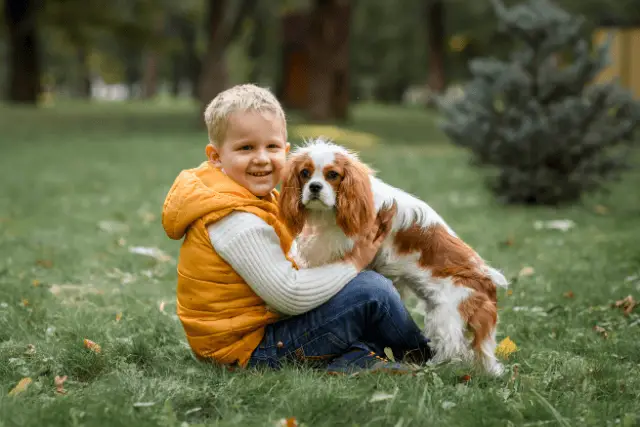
[1,101,639,427]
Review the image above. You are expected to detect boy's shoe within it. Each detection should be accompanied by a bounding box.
[326,348,417,375]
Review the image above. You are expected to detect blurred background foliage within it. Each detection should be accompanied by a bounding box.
[3,0,640,117]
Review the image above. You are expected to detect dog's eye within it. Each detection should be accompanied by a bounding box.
[300,169,310,179]
[326,171,340,180]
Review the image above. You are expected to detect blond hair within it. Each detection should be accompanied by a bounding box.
[203,84,287,146]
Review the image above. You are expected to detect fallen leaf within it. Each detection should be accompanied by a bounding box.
[613,295,636,316]
[495,337,517,359]
[36,259,53,268]
[383,347,395,362]
[276,417,299,427]
[441,401,457,410]
[369,389,397,403]
[459,374,472,383]
[32,279,40,287]
[533,219,575,232]
[139,211,156,224]
[48,284,105,306]
[8,378,32,396]
[83,338,102,353]
[506,289,513,296]
[518,266,535,277]
[128,246,173,262]
[21,298,29,307]
[115,312,122,322]
[98,220,129,234]
[133,402,156,407]
[594,205,609,215]
[25,344,36,355]
[54,375,68,395]
[563,291,575,298]
[500,236,515,247]
[593,325,608,339]
[49,284,103,296]
[159,301,166,312]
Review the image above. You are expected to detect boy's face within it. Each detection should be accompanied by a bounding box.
[209,110,290,197]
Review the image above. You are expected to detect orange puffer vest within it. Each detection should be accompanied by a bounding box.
[162,161,296,367]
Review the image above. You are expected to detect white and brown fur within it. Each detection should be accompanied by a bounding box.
[279,138,508,375]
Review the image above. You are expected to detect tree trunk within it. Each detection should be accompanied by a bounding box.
[77,47,92,99]
[171,14,200,99]
[142,14,165,100]
[197,0,226,113]
[247,3,266,84]
[197,0,258,116]
[124,51,141,99]
[142,52,159,99]
[4,0,41,104]
[426,0,446,94]
[307,0,351,122]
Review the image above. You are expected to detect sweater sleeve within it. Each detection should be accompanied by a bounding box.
[207,212,358,316]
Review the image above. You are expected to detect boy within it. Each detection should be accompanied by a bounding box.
[162,84,431,374]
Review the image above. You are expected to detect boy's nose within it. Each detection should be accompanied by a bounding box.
[253,150,269,163]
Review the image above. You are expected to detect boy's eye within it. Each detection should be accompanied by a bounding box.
[326,171,340,180]
[300,169,310,179]
[240,145,252,151]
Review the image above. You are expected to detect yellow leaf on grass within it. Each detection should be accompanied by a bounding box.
[495,337,517,359]
[518,266,535,277]
[276,417,299,427]
[8,377,32,396]
[83,338,101,353]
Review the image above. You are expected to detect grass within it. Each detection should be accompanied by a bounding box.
[0,100,639,427]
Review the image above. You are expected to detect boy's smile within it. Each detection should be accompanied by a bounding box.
[207,110,289,197]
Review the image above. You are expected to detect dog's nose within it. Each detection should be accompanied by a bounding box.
[309,182,323,193]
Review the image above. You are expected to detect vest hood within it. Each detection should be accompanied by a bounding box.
[162,161,274,240]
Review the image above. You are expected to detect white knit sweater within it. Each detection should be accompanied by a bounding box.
[207,212,358,316]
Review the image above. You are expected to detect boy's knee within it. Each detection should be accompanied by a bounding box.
[345,270,399,305]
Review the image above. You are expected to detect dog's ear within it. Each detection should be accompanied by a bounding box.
[336,156,376,237]
[278,157,307,236]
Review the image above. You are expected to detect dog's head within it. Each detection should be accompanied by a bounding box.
[279,138,376,237]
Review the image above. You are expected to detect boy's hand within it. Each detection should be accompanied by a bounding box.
[344,201,397,272]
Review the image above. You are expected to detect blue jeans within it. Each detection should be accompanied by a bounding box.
[248,270,431,370]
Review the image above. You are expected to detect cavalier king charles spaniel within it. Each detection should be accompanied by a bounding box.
[279,138,509,375]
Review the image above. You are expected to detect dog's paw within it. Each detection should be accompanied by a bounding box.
[487,361,505,376]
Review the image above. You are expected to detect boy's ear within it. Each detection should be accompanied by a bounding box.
[205,143,219,163]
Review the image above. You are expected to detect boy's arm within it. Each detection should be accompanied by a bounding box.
[207,212,358,316]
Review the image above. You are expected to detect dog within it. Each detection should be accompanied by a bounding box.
[279,138,509,375]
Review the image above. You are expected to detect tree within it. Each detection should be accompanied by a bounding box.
[306,0,352,121]
[439,0,640,205]
[4,0,41,104]
[197,0,258,115]
[425,0,446,96]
